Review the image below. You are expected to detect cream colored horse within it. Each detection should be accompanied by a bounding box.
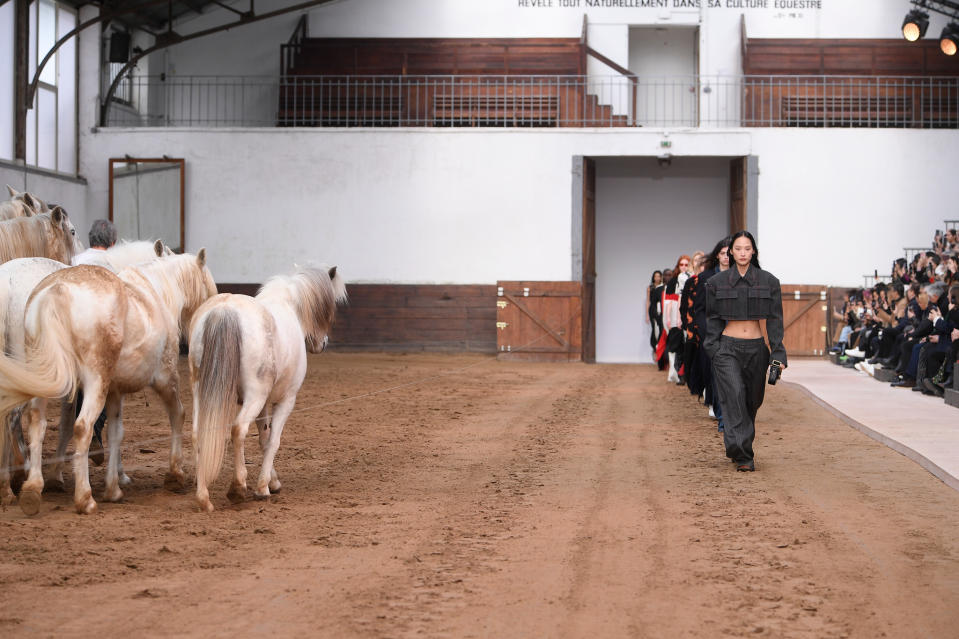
[190,265,346,512]
[0,250,216,515]
[0,185,49,220]
[0,206,82,264]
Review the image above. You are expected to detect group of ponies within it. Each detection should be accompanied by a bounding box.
[0,186,347,514]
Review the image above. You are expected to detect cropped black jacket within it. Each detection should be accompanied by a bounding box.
[703,264,787,366]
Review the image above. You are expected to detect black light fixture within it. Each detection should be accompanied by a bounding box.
[903,8,930,41]
[941,22,959,55]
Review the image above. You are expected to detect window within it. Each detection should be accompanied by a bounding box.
[2,0,78,173]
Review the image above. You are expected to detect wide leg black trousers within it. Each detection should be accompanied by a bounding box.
[711,336,770,466]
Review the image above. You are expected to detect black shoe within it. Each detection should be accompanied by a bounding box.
[922,378,946,397]
[867,356,882,364]
[890,377,916,388]
[912,385,924,392]
[736,462,755,472]
[879,356,898,368]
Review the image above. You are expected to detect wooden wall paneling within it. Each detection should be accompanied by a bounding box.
[304,283,497,352]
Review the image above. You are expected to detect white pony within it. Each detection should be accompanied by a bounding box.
[0,250,216,515]
[0,241,169,504]
[0,185,49,220]
[190,264,346,512]
[0,207,83,264]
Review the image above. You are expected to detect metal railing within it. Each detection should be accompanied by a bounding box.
[101,74,959,129]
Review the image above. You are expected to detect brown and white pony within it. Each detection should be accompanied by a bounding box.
[0,206,82,265]
[190,265,346,512]
[0,250,216,515]
[0,185,49,220]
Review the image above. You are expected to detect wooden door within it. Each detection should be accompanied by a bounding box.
[778,284,829,356]
[730,156,746,233]
[582,157,596,362]
[497,281,583,362]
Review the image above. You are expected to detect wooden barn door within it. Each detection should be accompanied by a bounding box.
[496,281,583,362]
[778,284,829,356]
[582,157,596,362]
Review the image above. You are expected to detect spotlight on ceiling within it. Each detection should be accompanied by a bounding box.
[941,23,959,55]
[902,9,930,42]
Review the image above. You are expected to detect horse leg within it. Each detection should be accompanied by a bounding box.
[48,398,76,491]
[0,414,16,505]
[102,390,124,502]
[153,378,186,491]
[226,402,263,504]
[256,405,280,492]
[10,408,28,494]
[254,396,295,499]
[18,398,49,516]
[71,379,107,515]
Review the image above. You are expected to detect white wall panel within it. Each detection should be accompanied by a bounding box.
[0,2,14,161]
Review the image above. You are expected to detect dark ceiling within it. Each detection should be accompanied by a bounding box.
[62,1,231,34]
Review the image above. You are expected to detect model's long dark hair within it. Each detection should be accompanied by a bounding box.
[702,236,732,272]
[650,270,662,286]
[730,230,761,269]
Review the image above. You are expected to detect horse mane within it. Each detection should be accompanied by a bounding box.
[124,253,214,330]
[0,215,53,263]
[105,240,163,271]
[257,265,347,347]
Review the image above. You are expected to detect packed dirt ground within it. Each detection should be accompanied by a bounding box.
[1,352,958,638]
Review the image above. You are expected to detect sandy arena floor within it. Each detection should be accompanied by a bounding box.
[1,352,958,638]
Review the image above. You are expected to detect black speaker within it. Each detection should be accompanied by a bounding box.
[108,31,131,63]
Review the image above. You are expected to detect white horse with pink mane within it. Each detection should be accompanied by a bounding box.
[0,240,170,503]
[0,249,216,514]
[190,264,346,512]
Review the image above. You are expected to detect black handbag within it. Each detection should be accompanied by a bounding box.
[768,360,783,385]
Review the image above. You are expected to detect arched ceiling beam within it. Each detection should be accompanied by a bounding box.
[100,0,340,126]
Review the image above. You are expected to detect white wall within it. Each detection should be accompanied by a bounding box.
[0,1,14,161]
[594,155,729,364]
[0,162,88,228]
[68,0,959,294]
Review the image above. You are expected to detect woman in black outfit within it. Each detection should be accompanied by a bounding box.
[703,231,787,472]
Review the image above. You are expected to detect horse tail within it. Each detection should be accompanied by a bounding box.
[194,307,242,500]
[0,290,77,416]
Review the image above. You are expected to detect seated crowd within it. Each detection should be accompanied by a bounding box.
[834,227,959,398]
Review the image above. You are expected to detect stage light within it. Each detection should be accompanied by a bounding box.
[941,23,959,55]
[903,9,930,41]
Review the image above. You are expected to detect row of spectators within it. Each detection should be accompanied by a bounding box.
[835,227,959,398]
[646,239,732,429]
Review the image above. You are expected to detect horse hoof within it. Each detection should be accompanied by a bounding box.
[118,473,133,487]
[197,498,215,513]
[1,490,16,506]
[19,489,42,516]
[253,490,271,501]
[269,480,282,493]
[163,472,186,492]
[103,488,123,503]
[227,486,247,504]
[46,477,66,493]
[75,498,97,515]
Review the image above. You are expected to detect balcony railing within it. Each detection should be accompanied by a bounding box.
[101,74,959,129]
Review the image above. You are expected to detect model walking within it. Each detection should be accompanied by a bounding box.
[703,231,786,471]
